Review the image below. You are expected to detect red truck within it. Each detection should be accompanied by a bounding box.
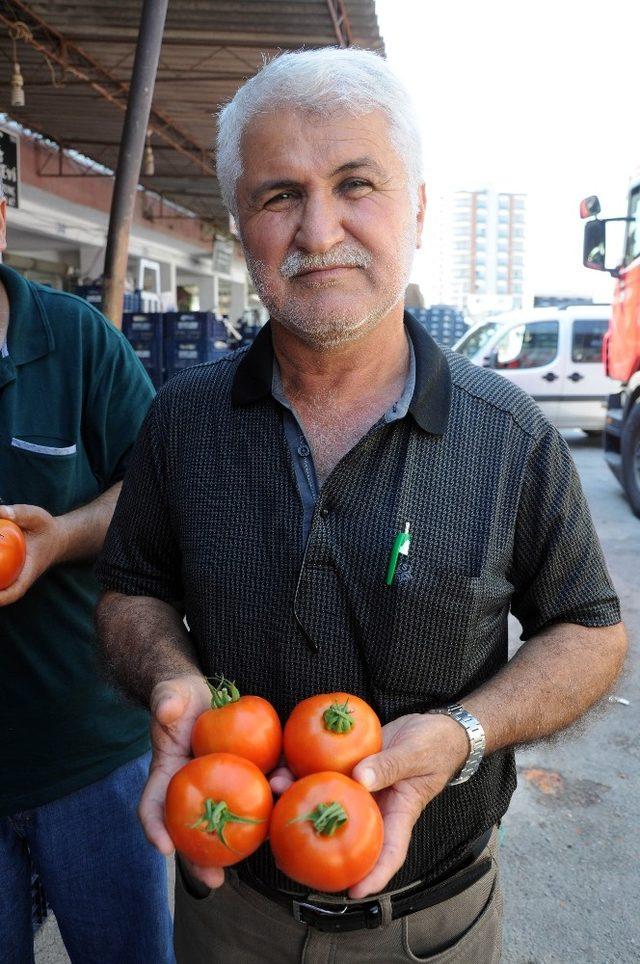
[581,178,640,517]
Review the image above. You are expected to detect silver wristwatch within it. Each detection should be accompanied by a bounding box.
[429,703,486,785]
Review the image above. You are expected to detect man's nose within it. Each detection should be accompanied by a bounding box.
[294,193,346,254]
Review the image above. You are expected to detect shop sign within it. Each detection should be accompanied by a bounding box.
[0,128,19,208]
[213,237,233,275]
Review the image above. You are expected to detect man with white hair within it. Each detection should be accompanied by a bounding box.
[96,48,625,963]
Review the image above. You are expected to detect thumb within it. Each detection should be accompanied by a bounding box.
[353,744,423,792]
[151,682,191,726]
[0,503,47,529]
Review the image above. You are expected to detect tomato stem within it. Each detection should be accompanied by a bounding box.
[323,699,354,734]
[289,801,348,836]
[206,675,241,709]
[190,798,264,850]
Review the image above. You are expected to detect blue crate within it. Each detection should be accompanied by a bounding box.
[165,347,231,381]
[122,312,164,388]
[164,342,230,372]
[75,286,141,313]
[164,312,230,374]
[74,284,103,307]
[122,312,163,341]
[164,311,226,343]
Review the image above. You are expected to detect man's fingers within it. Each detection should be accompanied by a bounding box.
[0,503,46,529]
[353,744,425,792]
[269,765,295,795]
[152,687,189,727]
[138,768,175,855]
[0,563,35,606]
[182,857,225,890]
[347,804,416,899]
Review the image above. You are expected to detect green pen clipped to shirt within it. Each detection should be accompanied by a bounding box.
[385,522,412,585]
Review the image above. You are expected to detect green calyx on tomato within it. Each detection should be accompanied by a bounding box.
[206,675,241,709]
[290,801,348,836]
[322,700,354,734]
[190,797,265,850]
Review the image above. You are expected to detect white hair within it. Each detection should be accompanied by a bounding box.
[216,47,424,216]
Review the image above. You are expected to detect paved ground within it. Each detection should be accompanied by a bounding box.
[500,432,639,964]
[34,431,638,963]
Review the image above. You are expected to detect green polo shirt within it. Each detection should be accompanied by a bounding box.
[0,264,154,815]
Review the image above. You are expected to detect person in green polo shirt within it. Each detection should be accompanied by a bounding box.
[0,191,173,963]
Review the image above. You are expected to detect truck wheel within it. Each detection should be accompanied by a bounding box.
[621,402,640,519]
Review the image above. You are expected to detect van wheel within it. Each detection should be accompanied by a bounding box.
[621,402,640,519]
[584,430,602,439]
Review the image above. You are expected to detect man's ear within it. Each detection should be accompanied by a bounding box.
[415,184,426,249]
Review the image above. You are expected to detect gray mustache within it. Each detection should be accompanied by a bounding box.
[280,247,372,279]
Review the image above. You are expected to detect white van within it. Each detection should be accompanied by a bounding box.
[453,306,618,433]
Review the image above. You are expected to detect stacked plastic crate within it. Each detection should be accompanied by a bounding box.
[121,312,164,389]
[163,311,231,381]
[74,284,142,313]
[407,305,468,348]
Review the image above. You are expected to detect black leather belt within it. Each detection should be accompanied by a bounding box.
[237,828,493,934]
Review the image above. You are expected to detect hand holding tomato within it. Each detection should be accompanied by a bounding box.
[139,674,225,888]
[348,712,470,898]
[0,503,67,606]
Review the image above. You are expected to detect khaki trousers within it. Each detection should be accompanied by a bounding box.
[173,831,502,964]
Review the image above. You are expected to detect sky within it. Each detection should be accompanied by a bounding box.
[374,0,640,304]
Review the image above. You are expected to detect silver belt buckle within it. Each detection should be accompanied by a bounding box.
[292,899,349,924]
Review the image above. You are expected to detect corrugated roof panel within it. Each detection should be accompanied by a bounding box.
[0,0,384,227]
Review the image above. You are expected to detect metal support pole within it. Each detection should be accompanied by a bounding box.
[102,0,168,327]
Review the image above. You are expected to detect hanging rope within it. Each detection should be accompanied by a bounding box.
[7,19,66,87]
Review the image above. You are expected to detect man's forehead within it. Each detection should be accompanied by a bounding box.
[240,108,399,181]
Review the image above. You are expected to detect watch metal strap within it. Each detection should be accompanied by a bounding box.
[430,703,486,785]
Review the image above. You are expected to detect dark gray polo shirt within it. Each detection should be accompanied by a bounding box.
[272,339,416,541]
[97,313,620,892]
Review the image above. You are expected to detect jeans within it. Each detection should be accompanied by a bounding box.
[0,751,174,964]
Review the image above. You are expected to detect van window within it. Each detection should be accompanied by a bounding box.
[494,321,559,369]
[571,319,608,363]
[623,186,640,266]
[454,322,501,358]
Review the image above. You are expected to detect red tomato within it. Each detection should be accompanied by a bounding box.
[165,753,273,868]
[191,677,282,774]
[269,772,383,892]
[284,692,382,778]
[0,519,26,590]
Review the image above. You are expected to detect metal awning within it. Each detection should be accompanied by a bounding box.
[0,0,384,231]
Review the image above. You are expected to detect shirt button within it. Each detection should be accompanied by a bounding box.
[320,506,330,519]
[297,443,310,458]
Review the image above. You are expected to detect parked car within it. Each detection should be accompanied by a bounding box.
[453,305,619,433]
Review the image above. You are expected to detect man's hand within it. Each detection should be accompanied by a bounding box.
[0,503,69,606]
[139,673,224,889]
[349,713,470,898]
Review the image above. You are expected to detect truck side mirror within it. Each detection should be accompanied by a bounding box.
[580,196,601,219]
[583,219,606,271]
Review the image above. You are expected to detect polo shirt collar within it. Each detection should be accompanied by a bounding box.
[231,310,452,436]
[0,263,55,366]
[404,311,452,435]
